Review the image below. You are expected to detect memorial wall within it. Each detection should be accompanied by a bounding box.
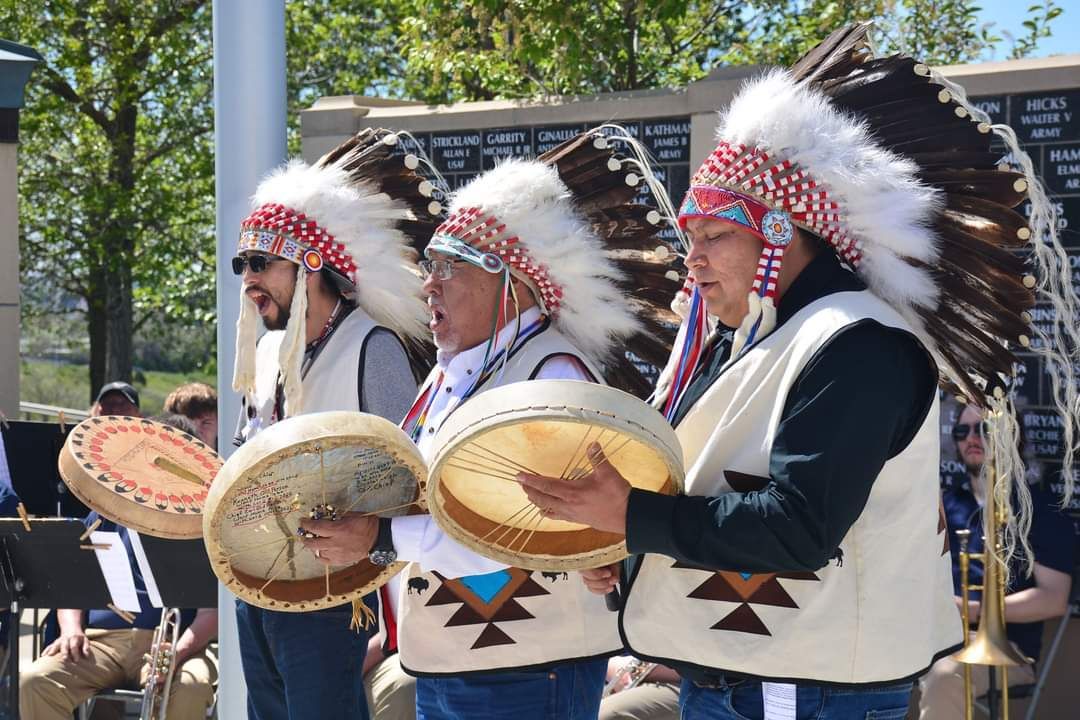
[964,86,1080,528]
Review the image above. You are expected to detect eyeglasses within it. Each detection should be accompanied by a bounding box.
[232,254,286,275]
[952,421,989,441]
[419,259,465,281]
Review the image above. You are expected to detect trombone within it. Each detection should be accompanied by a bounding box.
[952,453,1031,720]
[140,607,182,720]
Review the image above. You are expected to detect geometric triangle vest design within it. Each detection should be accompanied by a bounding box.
[671,469,819,636]
[426,568,552,649]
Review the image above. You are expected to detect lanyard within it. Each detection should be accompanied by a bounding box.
[400,316,547,441]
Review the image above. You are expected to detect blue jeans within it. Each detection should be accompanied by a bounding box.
[236,596,377,720]
[416,656,608,720]
[679,677,913,720]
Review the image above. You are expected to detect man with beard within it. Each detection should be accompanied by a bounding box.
[300,131,678,719]
[229,131,437,720]
[918,404,1074,719]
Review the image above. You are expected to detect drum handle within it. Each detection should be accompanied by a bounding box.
[605,587,620,612]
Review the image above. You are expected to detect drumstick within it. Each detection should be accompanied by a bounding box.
[79,518,103,541]
[107,603,136,624]
[80,543,113,550]
[152,456,207,487]
[16,503,31,532]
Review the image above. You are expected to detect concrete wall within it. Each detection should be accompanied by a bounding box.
[301,65,759,166]
[300,56,1080,167]
[0,142,18,418]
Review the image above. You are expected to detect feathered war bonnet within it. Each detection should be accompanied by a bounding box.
[426,130,681,397]
[667,21,1080,570]
[233,129,443,416]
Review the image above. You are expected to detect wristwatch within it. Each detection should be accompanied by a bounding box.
[368,517,397,566]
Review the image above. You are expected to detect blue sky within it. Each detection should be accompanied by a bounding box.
[976,0,1079,58]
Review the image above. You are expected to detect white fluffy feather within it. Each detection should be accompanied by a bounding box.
[449,159,640,366]
[720,70,943,315]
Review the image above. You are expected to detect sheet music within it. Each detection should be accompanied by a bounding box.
[90,531,141,612]
[127,530,164,608]
[762,682,797,720]
[0,433,12,493]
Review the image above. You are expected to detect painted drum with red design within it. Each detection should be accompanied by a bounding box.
[58,416,220,539]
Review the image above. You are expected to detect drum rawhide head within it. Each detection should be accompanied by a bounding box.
[427,380,684,571]
[204,411,426,612]
[58,416,221,540]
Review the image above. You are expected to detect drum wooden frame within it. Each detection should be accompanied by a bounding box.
[204,411,426,612]
[428,380,683,571]
[59,416,220,539]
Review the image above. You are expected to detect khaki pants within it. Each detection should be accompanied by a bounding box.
[364,653,416,720]
[19,627,217,720]
[599,682,680,720]
[918,642,1035,720]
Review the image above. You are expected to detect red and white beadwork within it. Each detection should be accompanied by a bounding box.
[432,206,566,315]
[238,203,359,283]
[684,141,862,266]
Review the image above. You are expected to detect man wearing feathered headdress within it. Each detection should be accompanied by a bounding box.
[300,131,679,719]
[229,130,435,720]
[520,22,1079,718]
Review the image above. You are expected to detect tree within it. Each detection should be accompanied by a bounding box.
[9,0,215,400]
[396,1,748,103]
[286,0,409,151]
[395,1,1065,103]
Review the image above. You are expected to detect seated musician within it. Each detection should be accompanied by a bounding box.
[19,405,217,719]
[19,511,218,719]
[600,656,680,720]
[918,404,1075,719]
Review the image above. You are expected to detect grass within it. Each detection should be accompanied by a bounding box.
[20,359,215,417]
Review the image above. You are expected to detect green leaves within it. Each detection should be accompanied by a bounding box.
[13,0,215,389]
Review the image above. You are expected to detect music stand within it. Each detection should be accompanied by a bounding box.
[0,518,112,719]
[137,535,218,609]
[0,420,88,518]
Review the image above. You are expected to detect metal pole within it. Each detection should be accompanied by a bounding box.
[212,2,287,716]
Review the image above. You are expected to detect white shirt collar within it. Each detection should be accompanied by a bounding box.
[436,305,543,380]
